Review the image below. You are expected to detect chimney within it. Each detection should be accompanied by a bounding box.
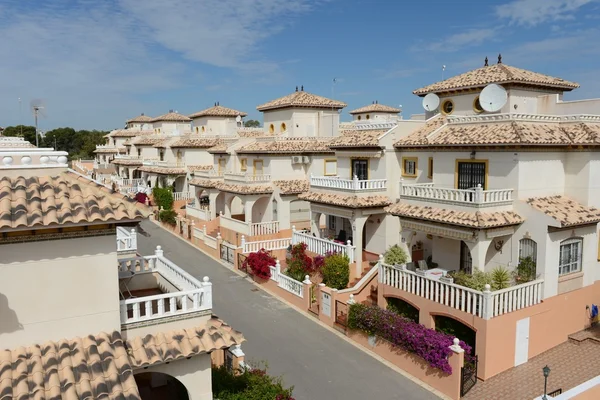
[295,86,298,92]
[141,112,145,116]
[301,85,304,91]
[169,109,174,113]
[484,56,489,67]
[498,53,502,64]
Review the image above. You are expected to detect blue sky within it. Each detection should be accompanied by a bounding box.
[1,0,599,130]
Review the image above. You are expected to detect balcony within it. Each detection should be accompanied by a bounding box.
[114,154,142,160]
[118,245,212,329]
[223,172,271,184]
[400,182,513,209]
[309,174,387,194]
[142,160,186,168]
[194,169,223,179]
[116,226,137,253]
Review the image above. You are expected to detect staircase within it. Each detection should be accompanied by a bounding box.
[349,262,375,287]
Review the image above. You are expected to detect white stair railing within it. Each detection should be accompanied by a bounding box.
[291,226,355,263]
[250,221,280,236]
[241,236,291,253]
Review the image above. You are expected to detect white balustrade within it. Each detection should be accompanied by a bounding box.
[278,273,304,298]
[250,221,280,236]
[400,182,513,206]
[241,236,291,253]
[379,263,544,320]
[204,234,218,249]
[187,204,211,221]
[173,191,194,201]
[116,227,137,252]
[223,172,271,183]
[310,174,387,191]
[142,160,186,168]
[220,214,251,236]
[292,227,355,263]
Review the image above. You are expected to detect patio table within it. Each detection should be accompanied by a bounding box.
[424,268,448,281]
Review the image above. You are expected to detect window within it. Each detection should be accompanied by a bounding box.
[559,238,583,275]
[455,160,488,190]
[324,159,337,176]
[253,159,264,175]
[366,114,370,120]
[519,238,538,263]
[113,139,117,146]
[195,127,199,133]
[441,100,454,115]
[137,148,141,157]
[202,126,205,133]
[473,96,484,113]
[357,115,362,121]
[127,148,130,155]
[328,215,336,230]
[176,150,182,163]
[402,157,418,177]
[158,128,161,133]
[240,158,247,172]
[269,124,275,133]
[427,157,433,179]
[281,122,287,132]
[218,158,226,173]
[351,159,368,180]
[159,151,164,161]
[460,241,473,274]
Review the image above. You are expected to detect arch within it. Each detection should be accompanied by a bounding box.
[215,191,226,215]
[251,196,270,223]
[290,199,310,223]
[269,123,275,133]
[519,238,537,262]
[432,314,477,354]
[280,122,287,132]
[228,195,245,220]
[135,372,189,400]
[384,295,419,323]
[173,176,186,192]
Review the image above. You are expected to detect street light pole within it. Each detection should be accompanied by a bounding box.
[542,365,551,400]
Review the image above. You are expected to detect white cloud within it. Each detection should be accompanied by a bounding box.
[496,0,596,26]
[417,28,498,53]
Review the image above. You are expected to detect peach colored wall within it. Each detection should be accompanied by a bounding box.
[380,281,600,380]
[572,383,600,400]
[347,331,464,400]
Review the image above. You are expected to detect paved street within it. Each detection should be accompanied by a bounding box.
[137,220,440,400]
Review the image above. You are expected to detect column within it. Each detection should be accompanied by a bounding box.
[310,211,321,238]
[209,190,219,220]
[352,216,368,277]
[469,235,492,272]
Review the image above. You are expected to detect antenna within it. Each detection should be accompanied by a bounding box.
[480,84,507,112]
[442,65,446,80]
[422,93,440,112]
[332,77,338,135]
[30,99,46,147]
[18,98,22,137]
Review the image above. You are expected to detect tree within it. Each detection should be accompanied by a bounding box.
[244,119,261,128]
[2,125,38,145]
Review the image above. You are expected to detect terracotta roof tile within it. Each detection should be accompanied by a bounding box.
[329,129,388,148]
[237,138,333,154]
[526,195,600,227]
[208,143,229,153]
[349,103,401,115]
[413,63,579,95]
[0,171,150,231]
[126,316,245,368]
[131,136,165,146]
[386,202,524,228]
[394,115,446,146]
[237,129,275,138]
[298,192,391,208]
[187,164,214,172]
[136,166,186,175]
[189,178,219,188]
[169,136,223,148]
[111,159,143,166]
[93,147,127,153]
[151,111,192,122]
[189,105,247,118]
[126,114,153,123]
[215,182,273,194]
[0,331,141,400]
[109,130,154,138]
[274,179,309,195]
[257,90,346,111]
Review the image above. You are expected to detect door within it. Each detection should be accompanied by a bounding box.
[460,241,473,274]
[457,161,486,189]
[514,317,530,366]
[351,159,368,180]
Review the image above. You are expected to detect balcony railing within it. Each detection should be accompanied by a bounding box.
[187,204,211,221]
[116,226,137,253]
[379,263,544,320]
[292,226,355,264]
[118,246,212,326]
[114,154,142,160]
[223,172,271,183]
[400,182,513,206]
[310,174,387,192]
[219,214,280,237]
[142,160,186,168]
[173,191,194,201]
[194,169,223,179]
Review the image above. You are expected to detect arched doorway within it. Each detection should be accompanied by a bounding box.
[251,196,270,223]
[228,195,245,220]
[433,315,476,354]
[135,372,189,400]
[385,296,419,323]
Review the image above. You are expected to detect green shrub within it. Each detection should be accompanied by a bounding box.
[513,256,537,284]
[448,270,493,291]
[321,253,349,290]
[212,365,294,400]
[159,209,177,226]
[384,244,408,266]
[152,187,174,210]
[491,266,511,290]
[434,315,476,355]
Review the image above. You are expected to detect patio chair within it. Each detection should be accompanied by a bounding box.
[405,262,416,271]
[418,260,428,270]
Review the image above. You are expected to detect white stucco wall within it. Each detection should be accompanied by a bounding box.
[153,122,192,134]
[0,235,121,349]
[538,94,600,115]
[191,116,239,136]
[262,108,341,137]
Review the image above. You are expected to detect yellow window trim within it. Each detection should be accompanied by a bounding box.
[473,96,484,114]
[324,158,337,176]
[240,158,247,172]
[427,157,433,179]
[350,158,370,179]
[218,158,226,173]
[401,157,418,177]
[441,99,454,115]
[454,159,489,190]
[253,159,264,176]
[269,124,274,133]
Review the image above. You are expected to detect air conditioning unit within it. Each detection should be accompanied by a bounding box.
[302,156,310,164]
[292,156,303,164]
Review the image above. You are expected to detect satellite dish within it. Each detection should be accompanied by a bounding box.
[422,93,440,112]
[480,84,507,112]
[235,115,242,123]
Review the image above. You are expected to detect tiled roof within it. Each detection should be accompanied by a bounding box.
[126,113,153,123]
[151,111,192,122]
[395,116,600,148]
[0,171,150,231]
[526,195,600,227]
[187,164,214,172]
[111,159,143,166]
[126,316,245,368]
[169,136,223,148]
[136,166,186,175]
[349,103,401,115]
[298,192,391,208]
[207,143,230,153]
[413,63,580,95]
[386,203,524,228]
[274,179,310,195]
[257,89,347,111]
[0,331,140,400]
[189,105,248,118]
[237,138,333,154]
[329,129,388,148]
[237,129,272,137]
[189,178,219,188]
[108,129,145,138]
[215,182,273,194]
[131,137,164,146]
[93,147,127,153]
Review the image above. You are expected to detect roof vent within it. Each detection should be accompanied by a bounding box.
[498,53,502,64]
[301,85,304,91]
[484,57,488,67]
[141,112,145,116]
[295,86,298,92]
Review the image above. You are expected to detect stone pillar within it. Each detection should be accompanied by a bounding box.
[209,190,220,220]
[469,236,492,272]
[352,216,368,277]
[279,198,291,230]
[310,211,321,238]
[303,275,312,310]
[448,338,465,400]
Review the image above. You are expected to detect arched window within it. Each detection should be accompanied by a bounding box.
[366,114,370,120]
[269,124,275,133]
[519,238,537,262]
[280,122,287,132]
[195,126,199,133]
[357,115,362,121]
[559,238,583,275]
[201,126,205,133]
